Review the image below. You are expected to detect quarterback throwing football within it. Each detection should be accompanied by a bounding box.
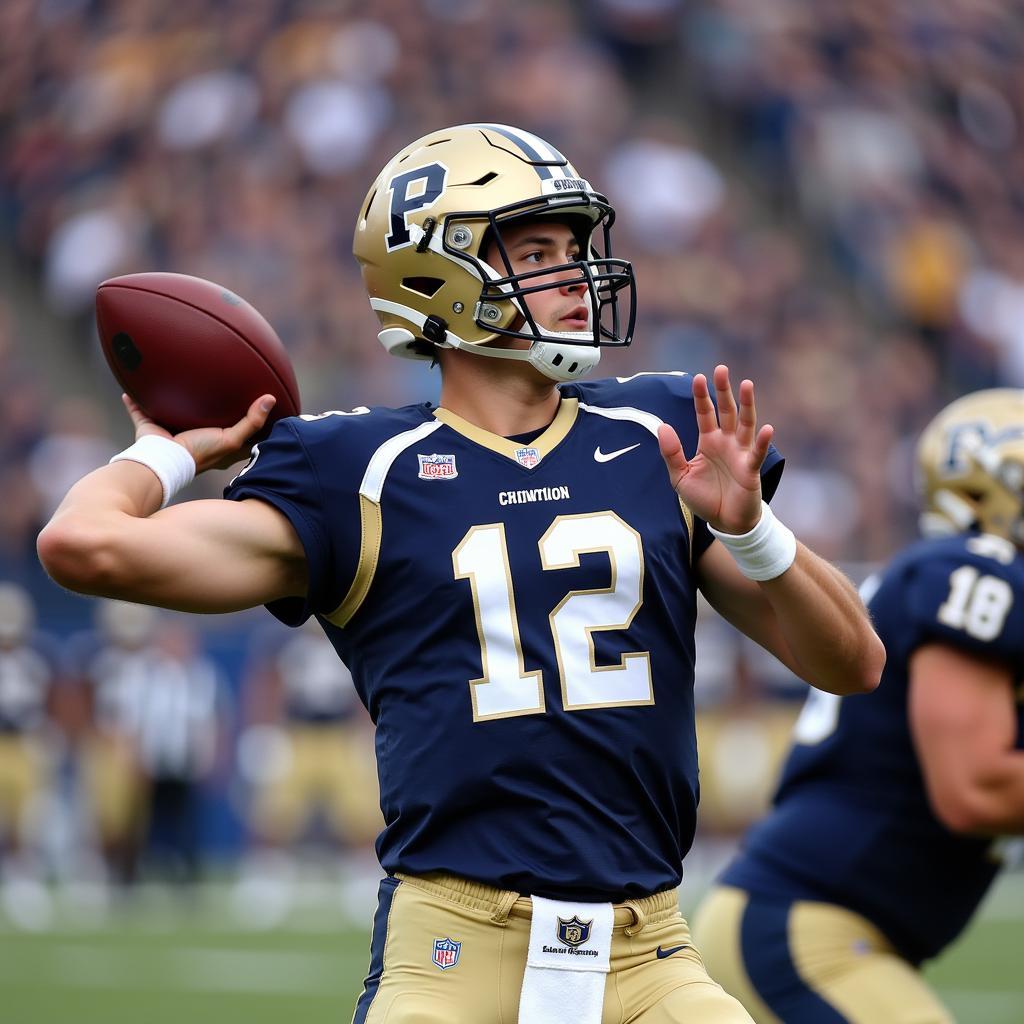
[38,124,883,1024]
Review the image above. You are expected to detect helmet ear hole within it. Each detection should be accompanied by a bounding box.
[362,189,377,222]
[402,277,445,297]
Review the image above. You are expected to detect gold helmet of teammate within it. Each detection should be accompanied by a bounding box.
[916,388,1024,544]
[352,123,635,383]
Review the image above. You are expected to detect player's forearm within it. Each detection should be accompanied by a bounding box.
[760,545,884,696]
[54,461,165,522]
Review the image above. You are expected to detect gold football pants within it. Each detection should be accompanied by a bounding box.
[0,735,47,845]
[352,872,753,1023]
[250,725,381,845]
[692,885,954,1024]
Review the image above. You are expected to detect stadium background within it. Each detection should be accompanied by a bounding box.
[1,0,1022,1020]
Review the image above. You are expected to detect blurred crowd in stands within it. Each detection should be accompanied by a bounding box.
[2,0,1023,900]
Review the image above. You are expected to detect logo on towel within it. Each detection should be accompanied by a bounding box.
[418,453,458,480]
[432,936,462,970]
[556,915,593,948]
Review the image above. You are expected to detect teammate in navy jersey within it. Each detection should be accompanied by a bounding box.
[693,388,1024,1024]
[37,124,882,1024]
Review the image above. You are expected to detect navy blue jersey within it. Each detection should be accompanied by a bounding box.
[724,533,1024,963]
[226,372,783,901]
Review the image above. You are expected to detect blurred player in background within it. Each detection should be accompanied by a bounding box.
[37,124,883,1023]
[243,618,378,852]
[133,618,224,886]
[693,389,1024,1023]
[233,619,379,927]
[0,582,61,927]
[72,604,223,888]
[71,600,156,886]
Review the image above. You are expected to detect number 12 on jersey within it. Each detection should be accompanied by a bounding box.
[453,511,654,721]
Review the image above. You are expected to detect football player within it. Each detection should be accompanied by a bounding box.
[0,582,60,926]
[692,389,1024,1023]
[72,599,158,885]
[37,124,883,1023]
[241,619,379,853]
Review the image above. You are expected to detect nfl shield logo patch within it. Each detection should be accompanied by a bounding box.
[432,936,462,970]
[557,915,593,948]
[418,453,458,480]
[515,447,541,468]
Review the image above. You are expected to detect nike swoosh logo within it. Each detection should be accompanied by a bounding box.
[594,443,641,463]
[655,944,689,960]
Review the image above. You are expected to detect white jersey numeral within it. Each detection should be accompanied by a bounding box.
[790,574,880,746]
[937,566,1013,641]
[792,688,842,745]
[454,512,650,720]
[453,525,545,720]
[540,513,652,710]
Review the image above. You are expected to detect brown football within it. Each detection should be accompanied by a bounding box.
[96,272,301,439]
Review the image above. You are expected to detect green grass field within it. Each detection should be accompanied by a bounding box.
[2,870,1022,1024]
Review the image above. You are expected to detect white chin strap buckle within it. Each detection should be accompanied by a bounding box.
[529,340,601,381]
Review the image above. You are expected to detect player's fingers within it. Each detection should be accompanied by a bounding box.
[691,373,719,436]
[735,379,757,449]
[225,394,276,448]
[121,393,160,435]
[658,423,688,488]
[747,423,774,472]
[122,392,145,421]
[713,365,737,433]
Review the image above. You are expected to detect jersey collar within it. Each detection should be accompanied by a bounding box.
[432,397,579,465]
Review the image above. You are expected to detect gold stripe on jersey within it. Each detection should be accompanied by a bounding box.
[433,397,579,463]
[678,498,694,564]
[327,494,382,627]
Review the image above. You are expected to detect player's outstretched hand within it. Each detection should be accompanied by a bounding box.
[122,393,277,473]
[658,365,773,535]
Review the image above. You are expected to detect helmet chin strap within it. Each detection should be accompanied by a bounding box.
[371,298,601,382]
[448,332,601,383]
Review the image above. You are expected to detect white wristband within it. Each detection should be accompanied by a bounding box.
[708,500,796,581]
[110,435,196,509]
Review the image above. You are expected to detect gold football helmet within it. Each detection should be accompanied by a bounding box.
[353,123,635,382]
[916,389,1024,543]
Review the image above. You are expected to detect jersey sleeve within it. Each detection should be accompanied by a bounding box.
[224,418,360,626]
[901,550,1024,665]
